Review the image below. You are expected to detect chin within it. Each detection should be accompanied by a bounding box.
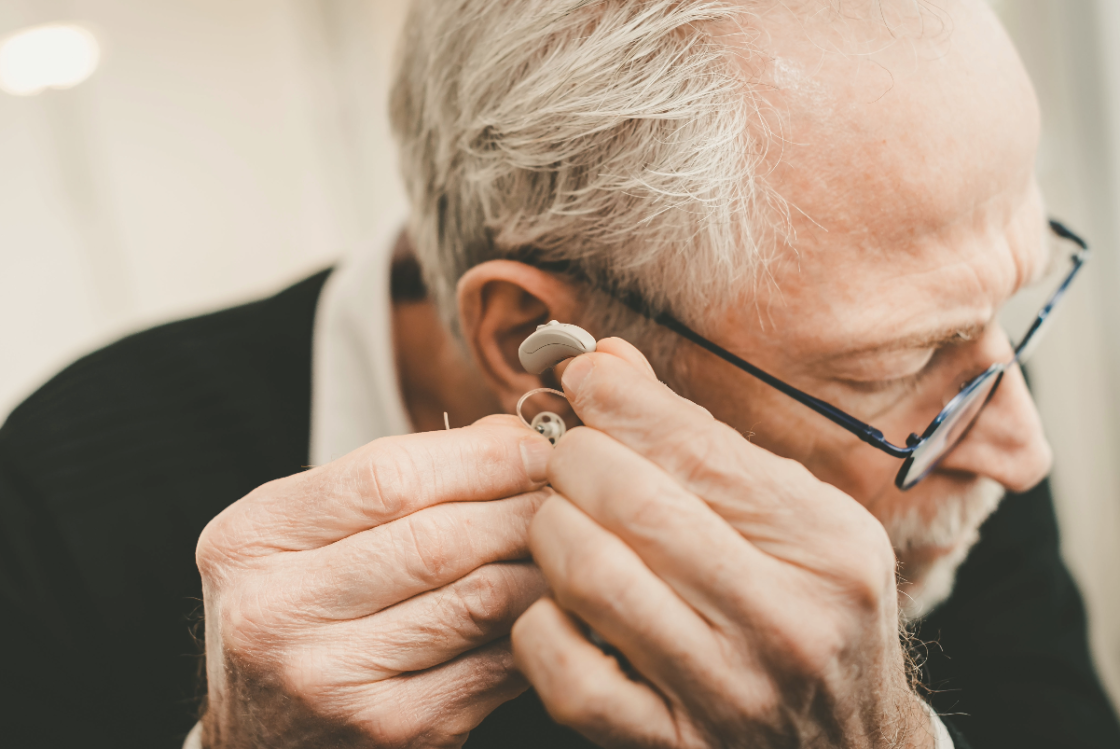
[878,477,1007,623]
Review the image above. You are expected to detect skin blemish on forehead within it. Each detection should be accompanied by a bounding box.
[772,56,834,116]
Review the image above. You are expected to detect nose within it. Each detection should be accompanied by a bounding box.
[936,355,1053,493]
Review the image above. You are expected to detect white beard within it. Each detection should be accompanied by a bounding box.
[881,477,1006,623]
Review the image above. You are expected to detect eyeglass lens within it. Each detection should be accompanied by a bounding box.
[897,367,1004,489]
[896,230,1085,489]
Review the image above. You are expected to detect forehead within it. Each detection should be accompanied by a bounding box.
[728,0,1046,358]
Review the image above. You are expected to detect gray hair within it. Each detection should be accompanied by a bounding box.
[389,0,783,359]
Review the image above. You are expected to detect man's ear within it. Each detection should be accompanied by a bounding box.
[458,260,584,416]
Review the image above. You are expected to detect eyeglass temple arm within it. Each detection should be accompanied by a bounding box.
[1049,219,1089,250]
[651,313,916,459]
[1011,220,1091,359]
[647,220,1090,459]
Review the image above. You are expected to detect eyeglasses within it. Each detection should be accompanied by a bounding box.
[640,220,1090,490]
[527,219,1090,490]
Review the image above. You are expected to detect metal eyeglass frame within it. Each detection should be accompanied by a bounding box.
[531,219,1090,490]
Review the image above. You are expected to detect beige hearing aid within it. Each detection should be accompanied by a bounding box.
[516,321,597,444]
[517,320,597,374]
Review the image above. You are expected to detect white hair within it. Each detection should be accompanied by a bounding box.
[888,477,1006,622]
[389,0,784,344]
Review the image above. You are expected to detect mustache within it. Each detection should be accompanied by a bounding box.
[882,477,1006,553]
[885,478,1006,622]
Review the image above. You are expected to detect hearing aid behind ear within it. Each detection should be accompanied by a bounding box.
[518,321,597,374]
[516,322,596,444]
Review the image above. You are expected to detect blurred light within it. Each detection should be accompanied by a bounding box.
[0,24,100,97]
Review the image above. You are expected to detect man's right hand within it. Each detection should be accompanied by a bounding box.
[195,415,553,748]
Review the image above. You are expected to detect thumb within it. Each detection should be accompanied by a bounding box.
[553,337,659,386]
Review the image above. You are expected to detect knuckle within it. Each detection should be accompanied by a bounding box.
[621,485,684,533]
[369,717,467,749]
[352,440,414,519]
[446,567,519,637]
[355,425,520,518]
[721,671,782,726]
[365,703,418,748]
[363,670,505,749]
[194,520,230,579]
[398,512,459,587]
[837,521,897,614]
[217,577,293,657]
[465,422,521,474]
[277,648,334,699]
[195,484,280,575]
[435,711,488,747]
[789,624,849,676]
[664,428,721,482]
[845,571,888,616]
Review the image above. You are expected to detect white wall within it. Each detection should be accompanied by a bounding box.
[1,0,1118,713]
[996,0,1120,709]
[0,0,408,418]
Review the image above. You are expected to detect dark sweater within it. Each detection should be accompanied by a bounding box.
[0,271,1117,748]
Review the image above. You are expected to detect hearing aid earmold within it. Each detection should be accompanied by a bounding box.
[516,388,568,444]
[515,322,597,444]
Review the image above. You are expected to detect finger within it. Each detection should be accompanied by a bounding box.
[211,414,552,551]
[512,597,677,748]
[558,347,859,541]
[554,336,658,385]
[356,638,529,747]
[308,562,547,680]
[547,427,782,627]
[528,494,732,700]
[280,489,551,619]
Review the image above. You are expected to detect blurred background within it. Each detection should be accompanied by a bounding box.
[0,0,1117,712]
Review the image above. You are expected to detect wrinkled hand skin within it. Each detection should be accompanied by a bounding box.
[512,340,936,749]
[196,415,554,748]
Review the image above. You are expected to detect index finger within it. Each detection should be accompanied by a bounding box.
[211,414,552,551]
[558,343,852,534]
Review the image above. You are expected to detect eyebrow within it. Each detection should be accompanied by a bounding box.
[829,322,989,359]
[825,228,1060,361]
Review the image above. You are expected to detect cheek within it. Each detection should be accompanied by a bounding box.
[673,353,902,508]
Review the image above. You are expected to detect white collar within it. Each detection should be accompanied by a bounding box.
[309,228,413,467]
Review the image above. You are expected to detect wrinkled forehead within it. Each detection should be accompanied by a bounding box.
[751,0,1039,237]
[726,0,1045,350]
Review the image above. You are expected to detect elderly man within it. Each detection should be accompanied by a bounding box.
[2,0,1119,747]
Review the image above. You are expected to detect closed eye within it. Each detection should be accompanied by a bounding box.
[837,345,951,396]
[841,367,931,395]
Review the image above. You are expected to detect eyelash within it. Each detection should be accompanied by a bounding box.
[846,371,928,395]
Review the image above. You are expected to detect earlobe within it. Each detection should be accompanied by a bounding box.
[457,260,585,416]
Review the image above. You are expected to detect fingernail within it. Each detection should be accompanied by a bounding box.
[561,355,594,395]
[520,436,552,483]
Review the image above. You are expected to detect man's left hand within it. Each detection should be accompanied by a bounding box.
[511,339,935,749]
